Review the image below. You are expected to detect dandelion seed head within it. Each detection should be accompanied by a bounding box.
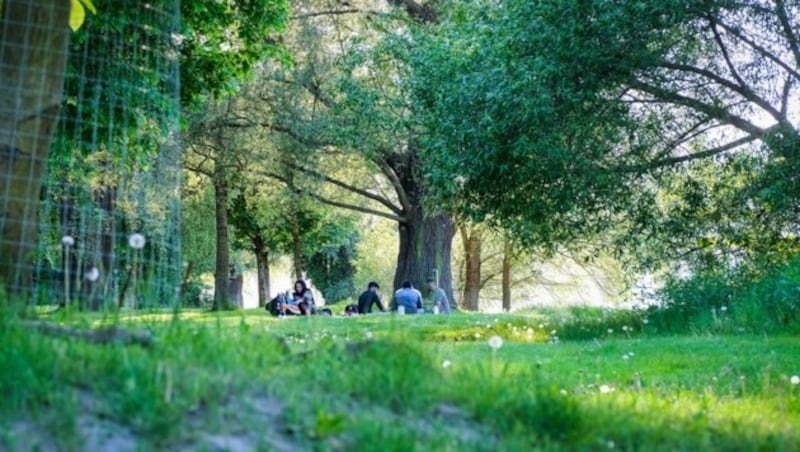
[720,306,728,312]
[600,385,613,394]
[442,360,452,368]
[61,235,75,247]
[791,375,800,385]
[128,233,146,249]
[365,331,374,340]
[85,267,100,282]
[488,335,503,350]
[607,328,614,334]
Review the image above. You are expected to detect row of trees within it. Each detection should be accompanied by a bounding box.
[183,0,798,311]
[2,0,796,311]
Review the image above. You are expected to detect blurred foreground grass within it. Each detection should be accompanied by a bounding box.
[1,307,799,450]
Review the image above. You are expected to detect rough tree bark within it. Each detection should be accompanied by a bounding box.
[502,237,512,312]
[212,167,232,310]
[254,236,270,307]
[459,224,481,311]
[389,150,455,303]
[291,215,303,281]
[0,0,71,295]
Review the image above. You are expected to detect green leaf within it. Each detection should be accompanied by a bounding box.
[69,0,85,32]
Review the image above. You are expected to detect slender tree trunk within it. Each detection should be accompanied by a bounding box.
[460,225,481,311]
[0,0,71,295]
[97,186,116,303]
[502,237,512,312]
[254,236,270,307]
[228,272,243,308]
[212,168,232,310]
[291,215,303,281]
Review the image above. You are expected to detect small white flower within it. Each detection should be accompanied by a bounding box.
[128,233,146,249]
[622,355,630,361]
[607,328,614,334]
[559,389,567,395]
[600,385,613,394]
[442,360,452,368]
[488,335,503,350]
[61,235,75,247]
[622,325,629,332]
[791,375,800,385]
[550,330,557,335]
[720,306,728,312]
[84,267,100,282]
[474,332,482,339]
[527,328,533,335]
[365,331,374,340]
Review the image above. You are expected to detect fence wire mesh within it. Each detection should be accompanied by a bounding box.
[1,0,181,309]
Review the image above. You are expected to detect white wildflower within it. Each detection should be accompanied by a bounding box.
[600,385,613,394]
[61,235,75,247]
[791,375,800,385]
[442,360,452,368]
[488,335,503,350]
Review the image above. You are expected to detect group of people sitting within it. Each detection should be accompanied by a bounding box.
[272,279,318,316]
[268,278,451,317]
[349,278,451,315]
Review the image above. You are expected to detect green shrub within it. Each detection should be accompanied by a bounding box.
[650,255,800,333]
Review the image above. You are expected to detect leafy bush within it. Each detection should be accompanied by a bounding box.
[650,255,800,333]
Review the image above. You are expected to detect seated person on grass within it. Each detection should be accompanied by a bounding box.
[357,281,386,314]
[393,280,423,314]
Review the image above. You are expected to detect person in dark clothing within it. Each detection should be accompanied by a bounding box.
[357,281,386,314]
[293,279,315,315]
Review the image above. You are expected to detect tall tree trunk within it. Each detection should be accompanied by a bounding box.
[502,237,512,312]
[460,224,481,311]
[291,215,303,281]
[254,236,270,307]
[0,0,71,295]
[394,205,455,303]
[212,168,232,310]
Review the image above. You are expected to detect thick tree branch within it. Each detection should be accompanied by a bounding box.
[629,133,760,172]
[660,62,782,121]
[629,79,767,137]
[259,170,406,223]
[707,17,749,93]
[387,0,437,23]
[775,0,800,69]
[284,161,404,215]
[376,156,412,212]
[715,20,800,82]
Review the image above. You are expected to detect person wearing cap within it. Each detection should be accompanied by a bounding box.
[357,281,386,314]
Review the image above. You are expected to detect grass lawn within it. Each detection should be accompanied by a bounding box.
[1,307,799,451]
